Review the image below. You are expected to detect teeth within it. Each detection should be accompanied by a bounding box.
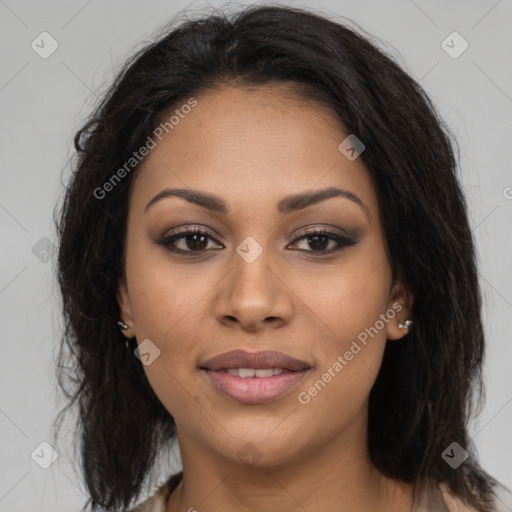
[255,368,273,378]
[225,368,285,378]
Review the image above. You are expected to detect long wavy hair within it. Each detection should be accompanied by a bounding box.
[53,4,499,511]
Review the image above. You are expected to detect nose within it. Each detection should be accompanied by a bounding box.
[214,247,294,333]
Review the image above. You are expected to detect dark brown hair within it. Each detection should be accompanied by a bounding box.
[53,4,500,511]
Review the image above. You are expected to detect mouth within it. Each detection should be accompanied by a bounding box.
[199,349,313,405]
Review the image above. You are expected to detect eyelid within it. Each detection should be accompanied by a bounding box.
[288,228,357,252]
[156,226,223,254]
[158,225,223,245]
[156,224,357,255]
[159,224,350,243]
[291,224,353,240]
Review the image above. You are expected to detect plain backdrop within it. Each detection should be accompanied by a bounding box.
[0,1,511,510]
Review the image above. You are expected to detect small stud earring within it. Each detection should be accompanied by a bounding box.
[117,320,129,330]
[117,320,132,349]
[398,319,413,333]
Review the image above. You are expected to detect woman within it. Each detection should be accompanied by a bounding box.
[53,5,512,512]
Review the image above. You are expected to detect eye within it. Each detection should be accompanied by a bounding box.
[157,228,223,254]
[157,227,357,255]
[288,229,357,253]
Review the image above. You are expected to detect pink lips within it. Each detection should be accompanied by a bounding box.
[200,349,312,405]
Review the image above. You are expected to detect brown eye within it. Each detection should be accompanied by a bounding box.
[289,229,357,253]
[158,228,223,254]
[157,227,357,256]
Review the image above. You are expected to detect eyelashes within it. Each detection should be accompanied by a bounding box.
[289,228,357,252]
[156,227,358,256]
[157,228,216,254]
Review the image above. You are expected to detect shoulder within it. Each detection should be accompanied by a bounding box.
[127,476,512,511]
[127,472,183,512]
[439,481,512,512]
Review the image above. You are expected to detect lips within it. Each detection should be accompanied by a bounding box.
[200,350,312,405]
[200,349,311,372]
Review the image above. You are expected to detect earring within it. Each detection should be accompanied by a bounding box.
[117,320,131,349]
[117,320,129,330]
[398,319,413,333]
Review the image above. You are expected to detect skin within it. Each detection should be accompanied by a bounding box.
[117,83,414,512]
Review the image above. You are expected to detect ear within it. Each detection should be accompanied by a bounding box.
[386,280,414,341]
[117,278,135,339]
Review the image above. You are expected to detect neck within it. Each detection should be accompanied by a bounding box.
[166,414,413,512]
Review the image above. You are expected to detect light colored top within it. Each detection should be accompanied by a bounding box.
[128,472,512,512]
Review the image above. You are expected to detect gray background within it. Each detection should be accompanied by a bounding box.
[0,0,511,510]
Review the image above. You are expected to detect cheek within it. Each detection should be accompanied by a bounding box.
[123,247,212,406]
[299,244,392,399]
[126,271,204,418]
[125,239,215,341]
[301,246,392,348]
[297,277,390,427]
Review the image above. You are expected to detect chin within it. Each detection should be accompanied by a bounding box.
[206,424,310,468]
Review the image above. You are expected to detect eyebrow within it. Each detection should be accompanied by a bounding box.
[144,186,371,222]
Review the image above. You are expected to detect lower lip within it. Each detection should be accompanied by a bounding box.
[203,369,310,405]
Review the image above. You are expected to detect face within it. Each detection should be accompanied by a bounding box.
[117,83,412,469]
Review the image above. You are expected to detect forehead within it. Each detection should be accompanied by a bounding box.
[130,84,377,217]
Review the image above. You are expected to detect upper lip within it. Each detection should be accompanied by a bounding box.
[201,350,311,371]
